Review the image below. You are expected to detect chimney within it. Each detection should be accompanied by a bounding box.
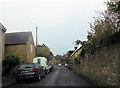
[74,46,77,50]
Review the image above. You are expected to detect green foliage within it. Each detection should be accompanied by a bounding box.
[107,1,120,13]
[86,1,119,51]
[74,1,120,62]
[74,40,86,46]
[74,40,83,46]
[2,54,21,75]
[90,17,117,45]
[37,44,53,61]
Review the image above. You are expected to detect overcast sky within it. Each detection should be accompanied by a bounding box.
[0,0,107,55]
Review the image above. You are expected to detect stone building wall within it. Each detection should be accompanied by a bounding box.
[0,24,6,88]
[0,30,5,59]
[0,31,3,85]
[71,42,120,86]
[5,45,27,63]
[2,32,5,59]
[26,33,35,63]
[0,31,2,60]
[56,59,61,64]
[50,58,57,65]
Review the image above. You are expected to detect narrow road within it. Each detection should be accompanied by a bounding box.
[9,66,93,87]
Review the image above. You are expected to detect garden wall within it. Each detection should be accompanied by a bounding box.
[71,42,120,86]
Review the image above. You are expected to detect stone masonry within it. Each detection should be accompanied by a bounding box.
[5,32,35,63]
[71,42,120,86]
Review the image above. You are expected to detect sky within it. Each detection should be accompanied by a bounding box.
[0,0,107,55]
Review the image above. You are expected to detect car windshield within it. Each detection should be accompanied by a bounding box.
[20,64,34,69]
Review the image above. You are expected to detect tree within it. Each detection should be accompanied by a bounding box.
[74,40,86,46]
[37,44,53,61]
[88,1,119,46]
[106,1,120,31]
[74,0,120,57]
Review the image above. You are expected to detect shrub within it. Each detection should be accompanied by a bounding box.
[2,54,21,75]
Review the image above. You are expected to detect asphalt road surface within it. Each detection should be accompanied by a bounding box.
[9,65,93,87]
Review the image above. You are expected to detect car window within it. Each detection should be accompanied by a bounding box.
[20,64,34,68]
[37,59,40,64]
[35,64,39,68]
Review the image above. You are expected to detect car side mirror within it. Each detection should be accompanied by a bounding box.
[41,66,44,68]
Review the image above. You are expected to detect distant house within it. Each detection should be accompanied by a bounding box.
[50,57,57,65]
[5,32,35,63]
[55,55,62,64]
[66,50,75,57]
[70,47,82,64]
[0,23,7,59]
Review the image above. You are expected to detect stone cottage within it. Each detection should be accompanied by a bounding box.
[50,57,57,65]
[5,32,35,63]
[70,47,82,64]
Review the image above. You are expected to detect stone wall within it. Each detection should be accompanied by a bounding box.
[71,42,120,86]
[5,45,27,63]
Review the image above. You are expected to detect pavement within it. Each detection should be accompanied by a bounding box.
[2,76,16,88]
[7,65,94,88]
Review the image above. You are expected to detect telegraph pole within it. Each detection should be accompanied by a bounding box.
[36,26,38,57]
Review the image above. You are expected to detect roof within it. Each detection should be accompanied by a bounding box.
[67,50,74,56]
[70,47,82,57]
[55,56,62,60]
[5,32,32,45]
[0,23,7,32]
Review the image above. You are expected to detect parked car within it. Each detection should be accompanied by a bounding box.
[33,57,50,74]
[65,63,68,67]
[16,63,45,82]
[58,63,62,67]
[48,62,54,72]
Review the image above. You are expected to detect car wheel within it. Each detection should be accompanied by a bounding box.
[51,68,54,71]
[48,69,50,73]
[37,73,41,81]
[50,68,52,72]
[16,79,20,83]
[45,70,48,74]
[42,71,45,78]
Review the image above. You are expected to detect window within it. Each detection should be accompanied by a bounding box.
[31,44,33,53]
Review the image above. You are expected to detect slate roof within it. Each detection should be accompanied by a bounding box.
[0,23,7,32]
[5,32,32,45]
